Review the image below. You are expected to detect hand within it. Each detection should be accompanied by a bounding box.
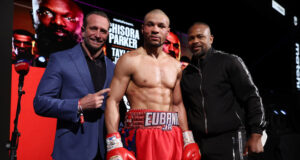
[244,133,264,156]
[183,143,201,160]
[182,131,201,160]
[79,88,110,110]
[106,132,136,160]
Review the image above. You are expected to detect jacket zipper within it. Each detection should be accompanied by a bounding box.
[190,64,208,134]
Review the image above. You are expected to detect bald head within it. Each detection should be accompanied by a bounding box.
[187,22,214,58]
[188,22,211,36]
[144,9,170,27]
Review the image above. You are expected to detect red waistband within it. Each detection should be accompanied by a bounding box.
[124,109,179,130]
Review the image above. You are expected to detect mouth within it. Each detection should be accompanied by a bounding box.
[54,30,66,37]
[90,38,103,46]
[192,45,202,52]
[150,36,160,41]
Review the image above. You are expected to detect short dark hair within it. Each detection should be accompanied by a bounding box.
[83,10,110,28]
[188,22,212,35]
[13,29,34,39]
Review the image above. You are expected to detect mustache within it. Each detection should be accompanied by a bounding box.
[36,23,73,39]
[35,23,80,57]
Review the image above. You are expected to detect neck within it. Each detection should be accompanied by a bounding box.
[143,44,163,58]
[82,42,103,60]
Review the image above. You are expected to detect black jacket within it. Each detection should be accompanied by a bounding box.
[180,48,266,137]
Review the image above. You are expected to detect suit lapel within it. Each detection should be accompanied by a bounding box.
[68,44,94,93]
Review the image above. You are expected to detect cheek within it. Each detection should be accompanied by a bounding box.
[100,33,109,40]
[39,17,51,26]
[65,23,81,32]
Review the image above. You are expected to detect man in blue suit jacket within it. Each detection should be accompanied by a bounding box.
[34,11,114,160]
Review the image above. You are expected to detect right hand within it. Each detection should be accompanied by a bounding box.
[107,147,136,160]
[106,132,136,160]
[79,88,110,110]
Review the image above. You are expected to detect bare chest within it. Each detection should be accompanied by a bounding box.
[132,60,178,89]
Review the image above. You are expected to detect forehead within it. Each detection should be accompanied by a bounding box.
[144,13,169,26]
[86,15,109,27]
[39,0,82,15]
[188,25,210,36]
[167,33,179,43]
[14,34,32,42]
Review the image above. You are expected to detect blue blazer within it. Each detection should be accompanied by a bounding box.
[34,44,115,160]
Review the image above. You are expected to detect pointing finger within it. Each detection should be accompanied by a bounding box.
[96,88,111,96]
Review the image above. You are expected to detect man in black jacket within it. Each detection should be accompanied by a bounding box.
[180,22,266,160]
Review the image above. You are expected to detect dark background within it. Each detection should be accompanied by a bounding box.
[1,0,300,159]
[95,0,300,131]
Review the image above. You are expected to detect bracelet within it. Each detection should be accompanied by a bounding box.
[78,100,84,124]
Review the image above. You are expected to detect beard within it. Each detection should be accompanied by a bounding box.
[84,38,103,55]
[35,23,81,58]
[192,47,210,60]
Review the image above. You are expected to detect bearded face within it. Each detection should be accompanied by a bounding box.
[32,0,83,57]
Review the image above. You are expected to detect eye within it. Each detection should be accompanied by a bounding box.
[146,22,154,27]
[188,36,194,41]
[38,9,53,18]
[173,43,179,48]
[158,24,166,29]
[13,40,21,44]
[100,29,108,34]
[24,42,32,46]
[64,16,78,22]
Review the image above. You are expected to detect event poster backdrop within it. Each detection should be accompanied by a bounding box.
[11,0,188,159]
[11,0,142,159]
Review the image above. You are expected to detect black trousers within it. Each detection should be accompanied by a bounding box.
[196,128,247,160]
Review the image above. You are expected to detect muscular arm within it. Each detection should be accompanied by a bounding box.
[105,54,132,134]
[172,69,189,131]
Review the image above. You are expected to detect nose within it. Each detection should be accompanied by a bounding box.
[20,42,25,48]
[169,44,174,51]
[151,25,159,34]
[51,15,65,26]
[94,30,101,38]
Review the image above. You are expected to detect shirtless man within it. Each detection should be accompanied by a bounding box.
[105,9,201,160]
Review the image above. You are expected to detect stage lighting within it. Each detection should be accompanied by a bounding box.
[272,0,285,16]
[280,109,287,115]
[294,16,298,26]
[38,56,46,63]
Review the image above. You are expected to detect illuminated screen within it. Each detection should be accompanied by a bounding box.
[11,1,188,159]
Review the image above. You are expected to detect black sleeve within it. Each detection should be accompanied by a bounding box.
[228,55,266,134]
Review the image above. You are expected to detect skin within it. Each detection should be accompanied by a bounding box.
[78,13,111,110]
[13,34,33,54]
[12,33,35,61]
[105,10,189,134]
[187,23,264,155]
[32,0,83,41]
[81,14,110,59]
[163,32,180,60]
[187,23,214,59]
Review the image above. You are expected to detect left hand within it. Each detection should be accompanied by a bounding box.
[182,131,201,160]
[244,133,264,156]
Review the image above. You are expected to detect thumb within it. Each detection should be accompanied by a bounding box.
[96,88,111,96]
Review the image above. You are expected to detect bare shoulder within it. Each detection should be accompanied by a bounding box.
[114,47,143,74]
[163,54,182,72]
